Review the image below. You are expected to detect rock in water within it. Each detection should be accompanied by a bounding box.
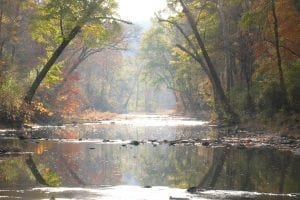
[129,140,140,146]
[202,141,210,146]
[169,197,189,200]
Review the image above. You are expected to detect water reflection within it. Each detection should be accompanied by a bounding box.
[1,140,300,191]
[0,116,300,199]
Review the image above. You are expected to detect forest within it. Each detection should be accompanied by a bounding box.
[0,0,299,129]
[1,1,300,199]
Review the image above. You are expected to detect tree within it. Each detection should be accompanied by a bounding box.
[0,0,23,80]
[159,0,238,122]
[140,23,177,95]
[217,0,234,97]
[271,0,289,110]
[24,0,131,104]
[240,0,300,115]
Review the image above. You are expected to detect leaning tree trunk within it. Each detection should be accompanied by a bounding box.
[25,155,49,186]
[199,148,228,188]
[24,26,81,104]
[179,0,238,123]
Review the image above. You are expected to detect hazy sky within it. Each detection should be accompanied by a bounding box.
[118,0,167,23]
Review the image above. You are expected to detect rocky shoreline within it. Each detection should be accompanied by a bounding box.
[1,130,300,155]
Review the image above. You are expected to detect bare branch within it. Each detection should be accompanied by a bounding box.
[264,38,300,58]
[156,14,198,55]
[59,5,64,37]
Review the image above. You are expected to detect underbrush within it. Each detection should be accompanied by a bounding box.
[239,112,300,136]
[0,77,25,127]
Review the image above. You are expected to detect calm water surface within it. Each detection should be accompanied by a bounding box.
[0,115,299,199]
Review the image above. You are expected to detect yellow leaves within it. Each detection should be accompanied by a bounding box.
[81,24,107,44]
[82,24,105,36]
[32,101,54,117]
[171,47,190,62]
[172,47,183,56]
[31,18,62,44]
[43,61,64,89]
[80,23,118,48]
[1,15,10,25]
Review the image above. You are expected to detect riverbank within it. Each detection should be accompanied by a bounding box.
[0,110,119,129]
[238,113,300,137]
[1,113,299,156]
[1,112,299,154]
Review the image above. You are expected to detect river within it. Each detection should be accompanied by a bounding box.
[0,114,299,199]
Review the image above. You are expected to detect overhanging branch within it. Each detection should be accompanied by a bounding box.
[176,44,209,74]
[156,13,198,55]
[95,16,133,24]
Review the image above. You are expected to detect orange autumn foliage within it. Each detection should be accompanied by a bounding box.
[276,0,300,61]
[254,0,300,63]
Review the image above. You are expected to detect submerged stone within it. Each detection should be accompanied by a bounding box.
[129,140,140,146]
[202,141,210,146]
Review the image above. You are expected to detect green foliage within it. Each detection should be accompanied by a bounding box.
[245,60,300,117]
[44,62,64,88]
[41,168,62,186]
[0,76,24,124]
[255,81,285,117]
[229,85,253,114]
[285,60,300,112]
[83,23,121,49]
[31,0,118,46]
[0,157,36,184]
[140,22,175,89]
[239,11,266,31]
[27,59,64,90]
[140,20,210,115]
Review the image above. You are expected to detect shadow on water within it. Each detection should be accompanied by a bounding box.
[0,115,299,199]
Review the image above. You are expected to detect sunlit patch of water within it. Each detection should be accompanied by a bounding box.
[197,190,300,199]
[33,186,195,200]
[0,187,296,200]
[101,114,208,127]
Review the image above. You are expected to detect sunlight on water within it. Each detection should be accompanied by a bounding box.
[198,190,300,198]
[14,187,297,200]
[101,114,208,127]
[33,186,196,200]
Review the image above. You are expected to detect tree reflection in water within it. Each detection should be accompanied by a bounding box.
[0,124,300,198]
[25,155,49,186]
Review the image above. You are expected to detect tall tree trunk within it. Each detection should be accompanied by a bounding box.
[218,0,233,98]
[271,0,289,110]
[0,39,6,82]
[122,79,139,112]
[239,31,255,114]
[0,7,3,81]
[24,26,81,104]
[179,0,238,123]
